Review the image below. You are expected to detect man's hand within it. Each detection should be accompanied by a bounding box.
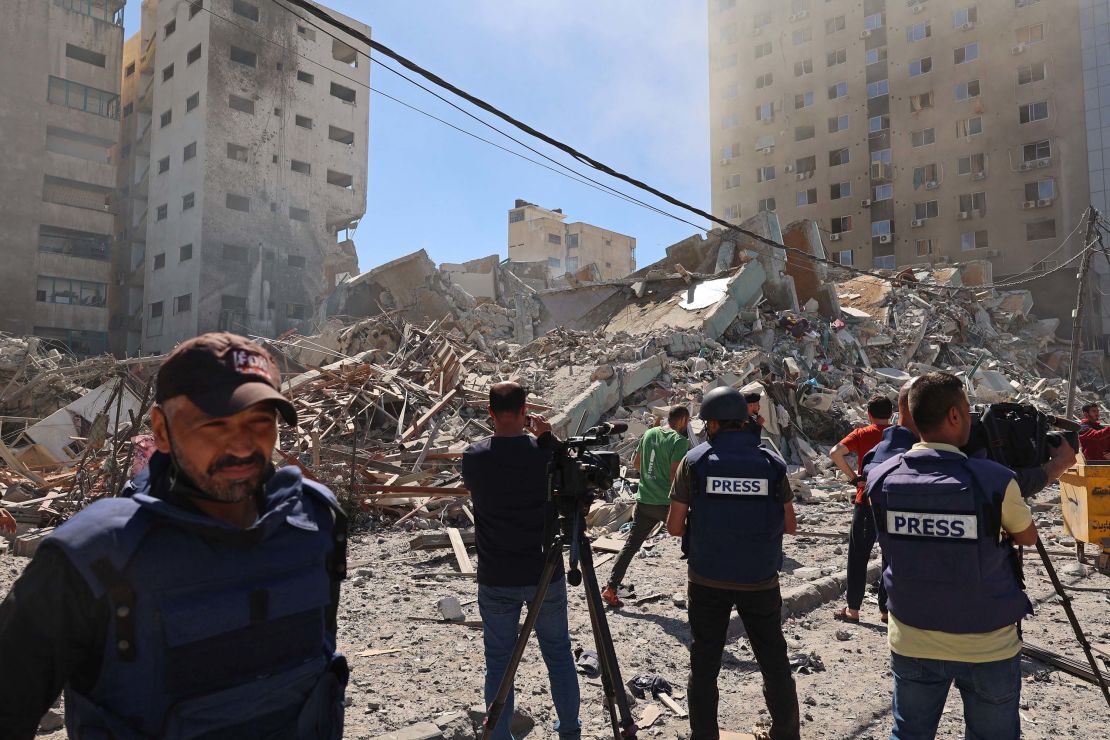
[0,508,16,535]
[1043,438,1077,482]
[756,414,765,427]
[527,414,552,437]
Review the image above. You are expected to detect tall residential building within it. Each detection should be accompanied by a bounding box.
[708,0,1091,331]
[113,0,369,355]
[507,199,636,281]
[0,0,126,356]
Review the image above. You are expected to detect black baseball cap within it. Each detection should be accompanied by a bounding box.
[744,392,762,404]
[156,332,297,425]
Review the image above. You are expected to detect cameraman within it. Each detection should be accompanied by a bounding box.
[463,382,580,740]
[667,387,799,740]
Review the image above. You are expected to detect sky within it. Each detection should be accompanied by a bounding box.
[122,1,712,272]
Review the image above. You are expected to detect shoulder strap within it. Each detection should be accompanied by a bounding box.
[961,459,1007,542]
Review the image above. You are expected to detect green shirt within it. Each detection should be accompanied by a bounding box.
[636,426,690,505]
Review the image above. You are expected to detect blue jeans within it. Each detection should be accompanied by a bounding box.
[478,578,581,740]
[890,652,1022,740]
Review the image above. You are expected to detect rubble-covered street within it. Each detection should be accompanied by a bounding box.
[2,217,1109,737]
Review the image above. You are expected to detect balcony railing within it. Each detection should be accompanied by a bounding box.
[48,76,120,120]
[38,226,110,261]
[54,0,124,26]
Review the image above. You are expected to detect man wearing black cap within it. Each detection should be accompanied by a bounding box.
[0,333,349,740]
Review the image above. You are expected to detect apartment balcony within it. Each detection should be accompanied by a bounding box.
[54,0,124,26]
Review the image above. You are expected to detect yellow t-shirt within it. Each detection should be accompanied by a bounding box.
[887,442,1033,663]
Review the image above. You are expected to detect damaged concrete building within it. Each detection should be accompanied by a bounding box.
[112,0,369,355]
[508,199,636,281]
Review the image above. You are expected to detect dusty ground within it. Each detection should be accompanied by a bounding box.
[3,484,1107,739]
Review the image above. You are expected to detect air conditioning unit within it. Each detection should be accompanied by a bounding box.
[760,146,774,154]
[1019,162,1034,171]
[911,219,924,228]
[1022,200,1036,209]
[860,29,873,39]
[985,249,1001,258]
[784,164,795,172]
[1011,43,1026,55]
[861,198,873,207]
[1037,159,1050,168]
[789,10,809,21]
[957,211,971,220]
[796,172,807,180]
[913,4,925,12]
[1037,198,1053,207]
[829,232,842,241]
[924,181,939,190]
[971,172,986,181]
[959,22,975,31]
[878,234,892,244]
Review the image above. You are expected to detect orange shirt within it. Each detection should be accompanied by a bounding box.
[839,423,891,503]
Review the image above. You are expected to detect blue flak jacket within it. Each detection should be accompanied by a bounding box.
[867,447,1032,634]
[687,431,787,585]
[44,453,349,740]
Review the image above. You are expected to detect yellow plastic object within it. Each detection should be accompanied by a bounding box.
[1058,462,1110,559]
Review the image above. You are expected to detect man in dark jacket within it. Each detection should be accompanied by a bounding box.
[0,333,348,740]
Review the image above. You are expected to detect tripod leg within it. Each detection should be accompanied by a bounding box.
[579,539,638,739]
[1034,537,1110,709]
[482,541,565,740]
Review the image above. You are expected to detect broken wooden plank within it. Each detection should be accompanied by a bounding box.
[362,485,470,496]
[409,530,476,551]
[591,536,627,553]
[401,389,459,442]
[658,693,688,718]
[411,571,477,579]
[638,705,663,729]
[356,648,403,658]
[0,439,45,486]
[446,527,475,574]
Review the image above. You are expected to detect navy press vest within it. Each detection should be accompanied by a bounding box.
[687,431,787,584]
[45,461,348,740]
[867,448,1032,634]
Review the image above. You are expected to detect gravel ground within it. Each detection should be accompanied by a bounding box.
[4,487,1107,739]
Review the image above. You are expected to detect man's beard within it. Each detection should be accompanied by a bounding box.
[168,435,267,503]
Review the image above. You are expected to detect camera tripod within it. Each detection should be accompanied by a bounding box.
[481,498,638,740]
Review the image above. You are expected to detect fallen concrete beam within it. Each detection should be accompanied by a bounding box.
[547,352,668,438]
[369,722,444,740]
[780,558,882,621]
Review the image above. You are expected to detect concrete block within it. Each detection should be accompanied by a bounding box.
[548,353,667,439]
[13,527,53,558]
[371,722,444,740]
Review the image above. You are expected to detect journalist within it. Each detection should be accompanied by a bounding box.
[463,382,580,740]
[867,372,1035,740]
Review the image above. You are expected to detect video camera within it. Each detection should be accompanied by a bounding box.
[966,402,1079,470]
[548,422,625,502]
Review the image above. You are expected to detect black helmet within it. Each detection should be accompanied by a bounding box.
[699,387,747,421]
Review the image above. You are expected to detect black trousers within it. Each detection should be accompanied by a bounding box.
[846,502,888,612]
[687,582,800,740]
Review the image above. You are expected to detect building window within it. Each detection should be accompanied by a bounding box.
[296,24,316,41]
[162,64,174,82]
[723,204,741,220]
[290,160,311,175]
[328,125,355,145]
[286,303,308,320]
[158,156,170,174]
[122,102,133,118]
[567,234,579,248]
[954,42,979,64]
[874,183,893,201]
[294,114,313,130]
[1019,101,1049,124]
[869,115,889,133]
[35,276,107,307]
[825,15,846,34]
[160,110,172,127]
[186,92,200,112]
[872,149,892,164]
[723,112,741,129]
[914,201,939,220]
[125,62,135,77]
[66,44,106,68]
[1018,62,1047,85]
[838,250,854,266]
[232,0,259,21]
[150,301,163,318]
[953,6,978,27]
[1024,179,1056,201]
[547,257,562,269]
[1023,140,1051,162]
[187,44,202,65]
[956,116,983,137]
[180,243,193,261]
[915,239,934,256]
[228,94,254,114]
[958,192,987,214]
[831,181,852,200]
[955,80,981,101]
[327,170,354,189]
[757,165,775,182]
[329,82,356,104]
[289,207,309,222]
[723,173,741,191]
[793,58,812,76]
[867,80,889,99]
[795,125,815,141]
[794,91,814,109]
[288,255,306,268]
[509,209,524,223]
[866,47,888,65]
[182,192,195,210]
[230,46,257,68]
[754,103,772,122]
[796,155,816,173]
[1016,24,1044,45]
[828,114,849,133]
[911,128,936,148]
[913,164,939,185]
[1025,219,1052,240]
[164,19,176,38]
[828,81,848,100]
[827,48,847,67]
[718,53,738,70]
[909,92,934,112]
[153,253,166,269]
[156,204,167,220]
[907,22,931,42]
[909,57,932,77]
[48,76,120,119]
[864,12,884,30]
[174,294,192,314]
[297,70,314,85]
[755,42,772,59]
[872,221,892,237]
[792,28,812,46]
[227,143,248,162]
[797,188,817,206]
[758,197,776,212]
[961,230,988,250]
[829,147,850,167]
[225,193,250,212]
[957,153,986,176]
[831,216,852,234]
[755,72,773,89]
